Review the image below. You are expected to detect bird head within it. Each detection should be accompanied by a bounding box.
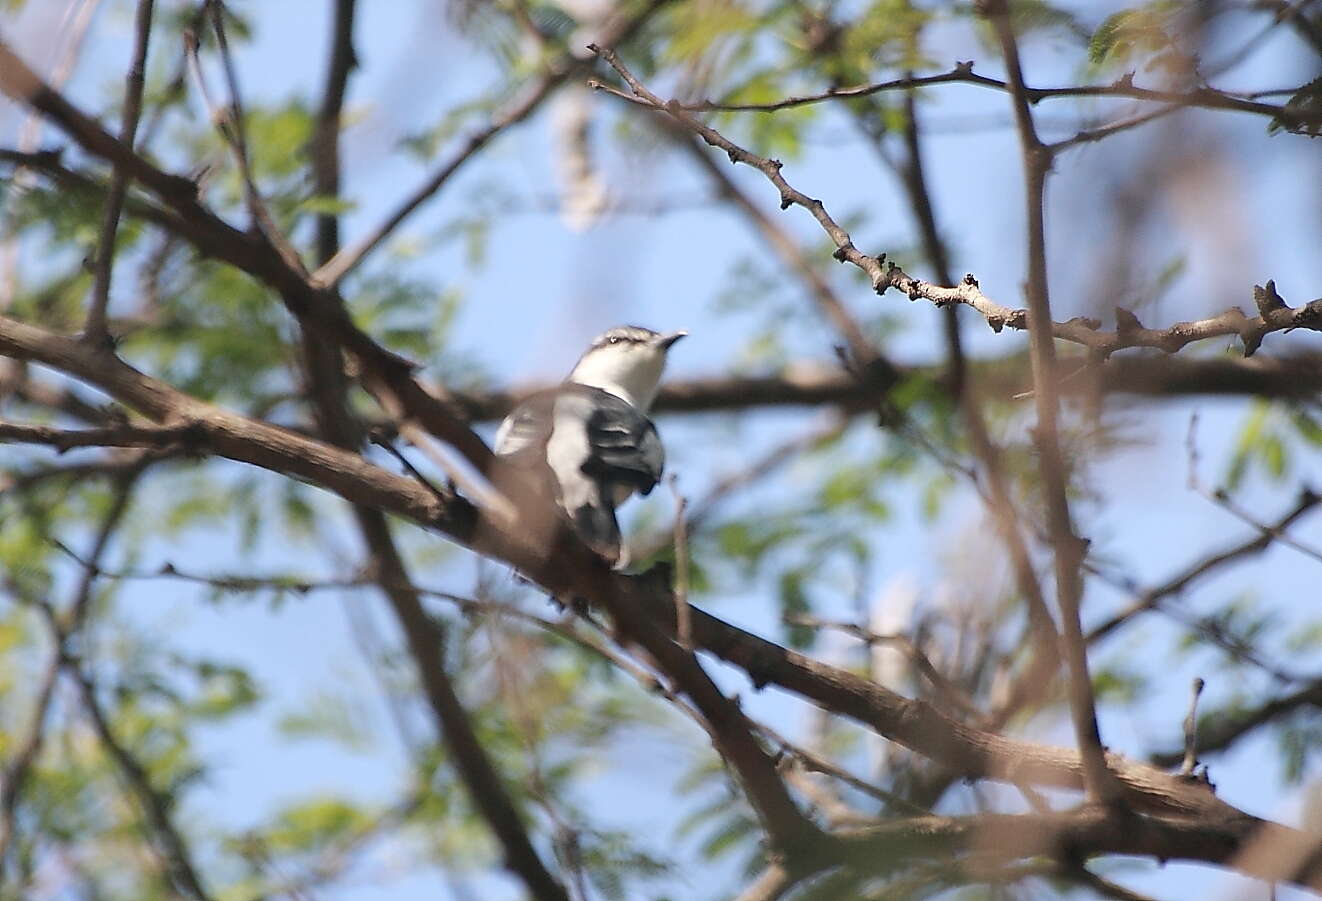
[566,325,687,409]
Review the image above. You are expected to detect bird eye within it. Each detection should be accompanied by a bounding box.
[608,336,621,344]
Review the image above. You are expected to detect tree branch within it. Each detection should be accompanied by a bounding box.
[84,0,155,343]
[1086,488,1321,648]
[2,310,1315,887]
[68,661,213,901]
[588,51,1321,363]
[1151,679,1322,769]
[983,0,1118,807]
[608,60,1321,132]
[309,0,670,289]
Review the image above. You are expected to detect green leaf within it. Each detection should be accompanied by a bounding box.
[779,569,815,648]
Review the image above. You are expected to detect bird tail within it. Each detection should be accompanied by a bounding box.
[568,492,622,568]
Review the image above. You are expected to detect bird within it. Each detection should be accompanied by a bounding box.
[494,325,687,567]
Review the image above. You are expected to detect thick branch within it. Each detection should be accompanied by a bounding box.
[835,808,1322,890]
[3,313,1315,886]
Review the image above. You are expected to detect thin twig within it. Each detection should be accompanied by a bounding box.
[604,60,1321,132]
[310,0,669,289]
[1179,677,1206,777]
[589,52,1321,361]
[197,2,308,275]
[1152,677,1322,768]
[1086,488,1320,653]
[756,721,931,816]
[1187,414,1322,562]
[68,662,213,901]
[1048,103,1184,153]
[84,0,155,343]
[0,645,61,875]
[669,476,691,649]
[783,614,985,721]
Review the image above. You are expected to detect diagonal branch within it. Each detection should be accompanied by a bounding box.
[0,645,60,880]
[5,311,1320,885]
[185,2,308,275]
[309,0,669,289]
[1086,489,1321,648]
[68,660,213,901]
[292,6,567,891]
[84,0,155,343]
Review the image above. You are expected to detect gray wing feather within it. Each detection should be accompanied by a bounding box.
[491,385,663,564]
[583,396,663,495]
[494,392,556,465]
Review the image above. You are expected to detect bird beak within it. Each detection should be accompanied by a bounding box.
[655,330,688,350]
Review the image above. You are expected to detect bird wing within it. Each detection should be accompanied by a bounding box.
[493,389,557,466]
[492,386,662,565]
[580,388,664,496]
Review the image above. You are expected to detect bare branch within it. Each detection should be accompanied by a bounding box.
[311,0,357,263]
[310,0,670,289]
[1180,677,1206,777]
[1152,678,1322,769]
[0,644,60,875]
[1086,488,1321,649]
[669,477,692,649]
[590,52,1321,362]
[783,614,985,722]
[69,661,213,901]
[612,60,1321,132]
[355,513,571,901]
[186,3,307,275]
[0,419,206,451]
[982,0,1118,807]
[84,0,155,343]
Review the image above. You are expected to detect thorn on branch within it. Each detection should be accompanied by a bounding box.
[1253,280,1287,316]
[1114,307,1143,334]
